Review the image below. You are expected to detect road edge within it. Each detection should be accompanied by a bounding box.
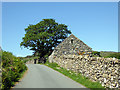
[10,66,29,89]
[43,64,88,89]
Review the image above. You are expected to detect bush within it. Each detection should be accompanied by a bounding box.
[92,51,101,57]
[0,50,1,66]
[2,51,27,89]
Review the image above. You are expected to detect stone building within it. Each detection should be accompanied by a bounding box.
[53,34,92,57]
[49,34,119,88]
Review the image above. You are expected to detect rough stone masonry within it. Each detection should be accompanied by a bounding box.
[49,34,120,88]
[53,34,92,57]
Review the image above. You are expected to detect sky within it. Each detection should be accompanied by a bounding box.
[2,2,118,57]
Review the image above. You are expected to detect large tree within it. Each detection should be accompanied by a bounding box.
[20,19,71,58]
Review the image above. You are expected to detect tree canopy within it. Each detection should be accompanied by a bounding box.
[20,19,71,58]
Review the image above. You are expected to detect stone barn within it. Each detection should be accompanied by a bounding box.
[52,34,92,57]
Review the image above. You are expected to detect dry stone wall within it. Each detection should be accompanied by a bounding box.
[49,54,120,88]
[54,34,92,57]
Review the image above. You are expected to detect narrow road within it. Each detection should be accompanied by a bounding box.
[14,64,87,88]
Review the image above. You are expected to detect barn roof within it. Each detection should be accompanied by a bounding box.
[56,34,92,50]
[68,34,92,49]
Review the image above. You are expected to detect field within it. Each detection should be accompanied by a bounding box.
[92,51,120,59]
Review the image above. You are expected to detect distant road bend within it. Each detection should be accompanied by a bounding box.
[14,64,87,88]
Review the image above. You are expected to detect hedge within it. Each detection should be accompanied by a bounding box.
[2,51,27,89]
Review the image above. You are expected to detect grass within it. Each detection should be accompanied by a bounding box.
[44,61,105,90]
[100,51,119,59]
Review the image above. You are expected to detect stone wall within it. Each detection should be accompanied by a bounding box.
[26,60,34,64]
[49,54,119,88]
[54,34,92,57]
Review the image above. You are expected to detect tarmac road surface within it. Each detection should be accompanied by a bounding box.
[14,64,87,88]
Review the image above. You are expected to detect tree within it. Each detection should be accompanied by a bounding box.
[20,19,71,59]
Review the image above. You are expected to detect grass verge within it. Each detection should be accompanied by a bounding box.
[44,61,105,90]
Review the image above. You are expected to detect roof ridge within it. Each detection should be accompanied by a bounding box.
[69,34,92,49]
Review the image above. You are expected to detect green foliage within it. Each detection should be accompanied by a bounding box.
[0,51,1,76]
[105,53,120,59]
[92,51,101,57]
[45,62,105,89]
[93,51,120,59]
[0,49,1,63]
[2,51,27,89]
[20,19,71,58]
